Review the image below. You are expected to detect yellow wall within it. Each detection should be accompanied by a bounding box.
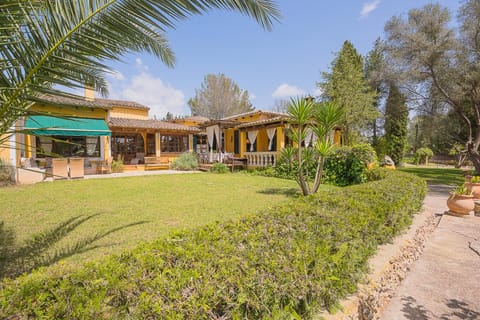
[0,134,12,164]
[27,103,110,160]
[224,128,235,153]
[109,107,148,120]
[30,103,108,120]
[229,112,269,124]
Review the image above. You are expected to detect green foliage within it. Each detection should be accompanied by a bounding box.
[319,40,378,145]
[111,155,124,173]
[415,147,434,165]
[451,183,472,196]
[286,98,344,195]
[271,144,377,187]
[0,2,280,137]
[384,83,408,166]
[0,159,15,186]
[323,144,377,186]
[188,74,254,119]
[210,162,229,174]
[0,170,426,319]
[171,152,199,170]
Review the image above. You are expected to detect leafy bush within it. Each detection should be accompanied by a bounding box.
[171,152,198,170]
[111,155,124,173]
[323,143,377,186]
[0,159,15,186]
[265,144,377,187]
[210,162,229,173]
[415,147,434,165]
[0,170,426,319]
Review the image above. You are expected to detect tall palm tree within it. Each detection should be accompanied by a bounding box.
[0,0,280,137]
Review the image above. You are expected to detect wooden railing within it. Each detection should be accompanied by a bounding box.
[244,151,277,167]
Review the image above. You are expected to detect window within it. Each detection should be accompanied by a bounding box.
[147,134,155,155]
[35,136,100,158]
[111,133,144,162]
[161,135,188,153]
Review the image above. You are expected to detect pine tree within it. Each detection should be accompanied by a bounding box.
[384,83,408,165]
[188,74,254,119]
[319,40,377,145]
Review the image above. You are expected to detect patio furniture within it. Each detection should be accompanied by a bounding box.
[68,158,84,179]
[51,158,68,180]
[96,157,112,174]
[130,152,145,165]
[144,156,170,170]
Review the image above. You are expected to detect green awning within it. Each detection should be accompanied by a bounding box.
[25,115,111,136]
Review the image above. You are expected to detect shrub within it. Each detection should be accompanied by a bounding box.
[111,155,124,173]
[171,152,198,171]
[323,143,378,186]
[210,162,229,174]
[415,147,434,165]
[0,159,15,186]
[0,170,426,319]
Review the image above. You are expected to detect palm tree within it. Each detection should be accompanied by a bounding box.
[287,97,343,195]
[0,0,280,138]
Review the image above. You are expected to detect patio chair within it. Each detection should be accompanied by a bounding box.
[96,157,112,174]
[68,158,84,179]
[51,158,68,180]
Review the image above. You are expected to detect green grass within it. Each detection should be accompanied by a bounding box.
[0,173,305,270]
[399,166,464,185]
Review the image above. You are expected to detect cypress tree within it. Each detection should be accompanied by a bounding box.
[385,83,408,165]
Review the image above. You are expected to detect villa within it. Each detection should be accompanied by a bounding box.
[0,90,341,183]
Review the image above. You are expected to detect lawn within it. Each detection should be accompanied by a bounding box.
[0,173,302,272]
[399,166,464,185]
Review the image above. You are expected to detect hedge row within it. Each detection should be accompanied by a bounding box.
[0,170,427,319]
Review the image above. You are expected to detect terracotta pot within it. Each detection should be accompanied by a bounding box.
[465,182,480,199]
[447,193,474,215]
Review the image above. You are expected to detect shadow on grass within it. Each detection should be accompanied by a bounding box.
[0,215,148,279]
[399,167,463,186]
[257,187,300,198]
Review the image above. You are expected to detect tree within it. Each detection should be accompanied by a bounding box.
[384,83,408,165]
[365,38,387,153]
[286,97,343,196]
[319,40,377,145]
[383,1,480,172]
[0,1,280,140]
[188,74,254,119]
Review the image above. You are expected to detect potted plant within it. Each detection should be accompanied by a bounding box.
[465,175,480,199]
[447,183,474,215]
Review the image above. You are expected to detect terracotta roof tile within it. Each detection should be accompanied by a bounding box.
[221,110,287,121]
[109,117,200,132]
[37,94,149,110]
[236,116,288,128]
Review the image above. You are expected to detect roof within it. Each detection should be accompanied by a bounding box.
[182,116,211,123]
[221,110,287,121]
[236,115,288,128]
[36,94,149,111]
[109,117,200,132]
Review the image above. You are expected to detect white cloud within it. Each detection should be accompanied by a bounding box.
[272,83,305,98]
[360,0,380,18]
[110,71,125,81]
[250,93,257,100]
[118,72,185,119]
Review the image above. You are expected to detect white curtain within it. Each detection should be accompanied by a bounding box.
[214,125,221,151]
[86,137,98,156]
[305,128,313,147]
[247,130,258,152]
[267,128,276,151]
[206,126,215,162]
[39,136,52,154]
[206,126,215,150]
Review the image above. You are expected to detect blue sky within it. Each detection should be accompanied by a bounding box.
[105,0,460,119]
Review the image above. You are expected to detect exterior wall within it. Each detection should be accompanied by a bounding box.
[29,103,108,120]
[109,107,148,120]
[224,128,235,153]
[27,103,110,161]
[231,113,268,124]
[0,134,12,164]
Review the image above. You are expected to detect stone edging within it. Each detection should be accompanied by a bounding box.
[355,214,440,319]
[317,211,441,320]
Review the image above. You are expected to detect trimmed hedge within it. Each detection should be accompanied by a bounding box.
[0,170,427,319]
